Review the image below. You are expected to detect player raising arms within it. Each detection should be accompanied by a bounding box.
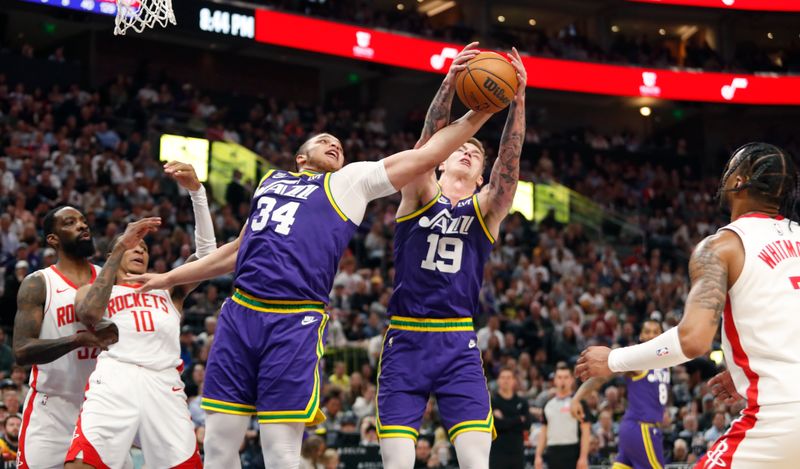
[570,320,668,469]
[126,59,495,468]
[65,162,214,469]
[13,205,119,469]
[578,143,800,468]
[376,45,526,469]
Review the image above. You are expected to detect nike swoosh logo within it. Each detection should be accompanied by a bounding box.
[300,316,319,326]
[56,288,70,294]
[172,387,182,392]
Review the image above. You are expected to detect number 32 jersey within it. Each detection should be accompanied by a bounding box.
[388,190,494,319]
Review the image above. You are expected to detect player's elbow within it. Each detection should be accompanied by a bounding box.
[13,346,31,366]
[76,306,102,328]
[677,324,712,359]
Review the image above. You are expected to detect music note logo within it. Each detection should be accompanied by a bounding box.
[721,78,747,100]
[353,31,375,59]
[430,47,459,70]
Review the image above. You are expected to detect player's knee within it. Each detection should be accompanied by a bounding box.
[380,437,416,469]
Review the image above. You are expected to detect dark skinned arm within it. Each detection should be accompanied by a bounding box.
[13,273,116,365]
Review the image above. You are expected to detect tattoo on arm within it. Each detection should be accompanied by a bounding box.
[487,100,525,209]
[13,273,81,365]
[76,248,124,326]
[416,77,456,149]
[687,236,729,326]
[574,376,608,400]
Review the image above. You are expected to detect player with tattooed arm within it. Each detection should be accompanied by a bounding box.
[66,162,212,469]
[577,143,800,468]
[377,45,527,469]
[125,51,495,469]
[13,206,117,469]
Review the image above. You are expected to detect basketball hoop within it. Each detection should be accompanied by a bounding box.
[114,0,176,36]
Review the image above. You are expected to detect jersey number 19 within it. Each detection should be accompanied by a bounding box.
[421,234,463,273]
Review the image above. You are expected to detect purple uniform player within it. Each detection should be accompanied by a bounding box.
[571,320,669,469]
[378,45,527,469]
[127,106,493,469]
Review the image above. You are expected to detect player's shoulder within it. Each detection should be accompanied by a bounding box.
[693,230,743,261]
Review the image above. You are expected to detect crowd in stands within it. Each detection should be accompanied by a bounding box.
[0,49,778,468]
[262,0,800,73]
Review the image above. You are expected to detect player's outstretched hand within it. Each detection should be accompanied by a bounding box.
[569,398,585,422]
[164,161,202,191]
[507,47,527,102]
[447,42,480,77]
[116,217,161,251]
[709,370,744,405]
[123,272,171,293]
[575,346,613,381]
[76,323,119,351]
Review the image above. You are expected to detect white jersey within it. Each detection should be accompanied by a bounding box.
[33,264,101,400]
[720,214,800,407]
[101,284,182,371]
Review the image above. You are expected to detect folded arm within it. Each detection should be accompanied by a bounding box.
[13,273,82,365]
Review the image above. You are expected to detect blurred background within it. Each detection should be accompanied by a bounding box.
[0,0,798,467]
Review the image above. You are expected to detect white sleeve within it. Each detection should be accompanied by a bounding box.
[328,161,396,225]
[188,185,218,258]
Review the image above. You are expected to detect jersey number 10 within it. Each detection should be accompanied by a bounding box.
[132,310,155,333]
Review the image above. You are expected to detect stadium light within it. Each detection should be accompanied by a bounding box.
[640,106,652,117]
[611,25,620,33]
[529,19,537,26]
[397,3,405,10]
[497,15,506,23]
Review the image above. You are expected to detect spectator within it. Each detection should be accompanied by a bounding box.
[0,330,13,379]
[477,316,504,351]
[703,411,727,446]
[300,435,325,469]
[225,170,248,213]
[490,368,531,469]
[329,361,350,390]
[0,415,20,464]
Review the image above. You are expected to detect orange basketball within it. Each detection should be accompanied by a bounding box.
[456,51,519,113]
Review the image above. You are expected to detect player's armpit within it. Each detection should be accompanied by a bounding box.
[13,273,81,366]
[678,230,742,358]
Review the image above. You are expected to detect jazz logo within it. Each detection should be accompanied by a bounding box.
[431,47,459,70]
[721,78,748,100]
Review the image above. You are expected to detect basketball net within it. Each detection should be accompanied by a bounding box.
[114,0,176,36]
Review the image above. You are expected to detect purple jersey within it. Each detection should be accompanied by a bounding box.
[234,170,357,303]
[623,368,670,424]
[388,190,494,319]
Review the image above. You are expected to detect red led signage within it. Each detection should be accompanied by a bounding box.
[628,0,800,11]
[254,9,800,105]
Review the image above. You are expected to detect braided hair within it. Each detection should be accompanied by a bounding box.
[717,142,800,221]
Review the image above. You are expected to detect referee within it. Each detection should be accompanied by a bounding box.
[535,363,591,469]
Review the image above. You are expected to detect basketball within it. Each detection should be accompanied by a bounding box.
[456,51,519,113]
